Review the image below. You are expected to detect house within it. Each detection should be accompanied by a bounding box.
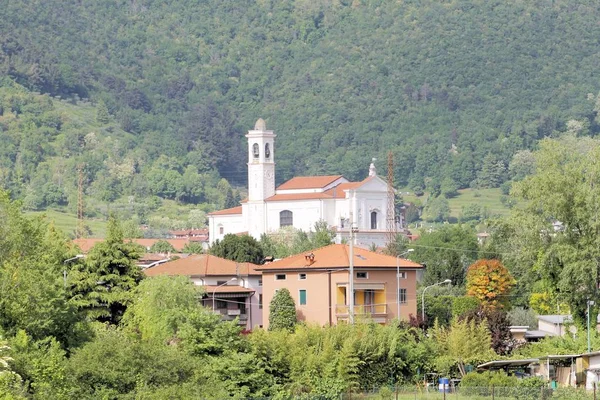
[255,244,423,328]
[208,119,404,248]
[168,229,210,250]
[73,238,192,253]
[143,254,262,330]
[537,315,577,337]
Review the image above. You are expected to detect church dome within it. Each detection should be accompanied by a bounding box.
[254,118,266,131]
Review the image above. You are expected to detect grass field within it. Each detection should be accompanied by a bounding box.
[26,210,108,238]
[447,188,509,218]
[400,188,510,219]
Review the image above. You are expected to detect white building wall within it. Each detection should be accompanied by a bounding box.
[208,214,245,243]
[265,200,323,233]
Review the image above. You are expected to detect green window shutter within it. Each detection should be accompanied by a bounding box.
[299,289,307,305]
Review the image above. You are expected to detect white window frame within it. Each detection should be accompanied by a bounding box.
[398,288,407,304]
[275,274,286,281]
[397,272,407,279]
[299,273,307,280]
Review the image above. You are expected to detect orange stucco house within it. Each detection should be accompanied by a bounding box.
[256,244,423,328]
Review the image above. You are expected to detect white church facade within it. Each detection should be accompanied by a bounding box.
[208,119,402,248]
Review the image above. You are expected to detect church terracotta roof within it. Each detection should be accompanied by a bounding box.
[256,244,423,271]
[207,206,243,216]
[323,182,362,198]
[265,192,334,201]
[144,254,261,277]
[276,175,344,190]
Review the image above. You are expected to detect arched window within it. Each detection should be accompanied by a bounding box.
[252,143,259,158]
[370,211,378,230]
[280,210,293,227]
[265,143,271,159]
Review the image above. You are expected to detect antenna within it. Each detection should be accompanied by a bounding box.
[386,151,396,245]
[76,163,85,239]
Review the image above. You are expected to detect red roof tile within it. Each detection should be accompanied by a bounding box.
[265,192,333,201]
[276,175,344,190]
[256,244,422,271]
[144,254,261,277]
[207,206,243,216]
[73,238,191,253]
[323,182,362,198]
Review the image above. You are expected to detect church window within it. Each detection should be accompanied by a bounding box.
[252,143,259,158]
[280,210,293,227]
[265,143,271,159]
[370,211,378,229]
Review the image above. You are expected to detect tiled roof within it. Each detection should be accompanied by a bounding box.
[73,238,191,253]
[276,175,344,190]
[323,182,362,198]
[144,254,261,277]
[265,192,334,201]
[256,244,423,271]
[207,206,243,216]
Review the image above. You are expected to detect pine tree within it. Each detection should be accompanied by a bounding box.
[268,288,297,332]
[96,100,110,124]
[70,217,142,324]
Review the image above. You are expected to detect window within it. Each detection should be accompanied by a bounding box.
[356,272,368,279]
[216,280,227,286]
[398,288,407,304]
[265,143,271,159]
[299,289,307,305]
[397,272,407,279]
[258,279,263,287]
[299,273,307,280]
[275,274,286,280]
[215,300,227,309]
[252,143,259,158]
[239,300,246,314]
[219,225,224,234]
[370,211,378,229]
[280,210,293,227]
[259,294,263,309]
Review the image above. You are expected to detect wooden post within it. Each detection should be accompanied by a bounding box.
[395,383,398,400]
[491,385,495,400]
[443,382,446,400]
[594,381,597,400]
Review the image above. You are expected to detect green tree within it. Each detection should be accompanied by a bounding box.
[511,137,600,323]
[412,225,478,286]
[310,220,335,248]
[269,288,297,332]
[0,191,83,347]
[122,275,203,343]
[210,234,264,264]
[69,217,142,324]
[96,100,110,124]
[182,242,204,254]
[422,197,450,222]
[149,239,176,253]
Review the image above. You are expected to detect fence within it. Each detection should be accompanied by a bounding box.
[339,385,599,400]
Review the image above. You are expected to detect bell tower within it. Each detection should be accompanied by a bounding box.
[246,118,275,238]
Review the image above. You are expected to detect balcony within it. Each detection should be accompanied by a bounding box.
[335,303,387,317]
[214,308,248,321]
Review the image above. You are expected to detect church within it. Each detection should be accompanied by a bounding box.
[208,119,402,247]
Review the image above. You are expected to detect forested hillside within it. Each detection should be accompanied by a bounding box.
[2,0,600,217]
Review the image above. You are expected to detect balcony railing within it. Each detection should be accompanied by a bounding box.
[213,308,248,320]
[335,304,387,316]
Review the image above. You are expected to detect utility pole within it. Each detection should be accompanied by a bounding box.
[76,163,85,239]
[386,151,396,245]
[349,211,355,324]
